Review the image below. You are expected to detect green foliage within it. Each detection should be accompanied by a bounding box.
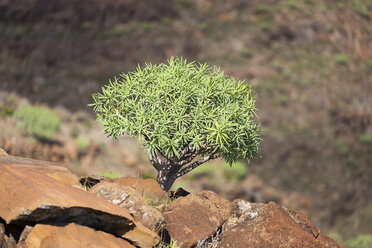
[344,234,372,248]
[222,161,247,180]
[157,239,179,248]
[91,57,261,166]
[74,136,90,152]
[359,133,372,145]
[15,104,60,139]
[334,53,348,65]
[97,170,120,179]
[191,161,247,181]
[146,196,173,209]
[352,0,372,19]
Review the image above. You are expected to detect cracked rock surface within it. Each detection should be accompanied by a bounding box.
[90,181,165,233]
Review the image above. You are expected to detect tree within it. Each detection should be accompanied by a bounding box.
[91,57,261,191]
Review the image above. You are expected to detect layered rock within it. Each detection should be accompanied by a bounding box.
[0,156,159,248]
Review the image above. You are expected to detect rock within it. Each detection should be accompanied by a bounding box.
[18,223,135,248]
[108,177,168,201]
[0,147,8,156]
[0,155,80,187]
[162,190,232,248]
[220,201,343,248]
[90,181,165,233]
[0,223,16,248]
[0,162,159,248]
[0,223,4,247]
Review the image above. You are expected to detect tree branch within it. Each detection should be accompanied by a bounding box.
[147,152,162,170]
[177,152,198,167]
[175,152,220,178]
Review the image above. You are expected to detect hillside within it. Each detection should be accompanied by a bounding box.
[0,0,371,244]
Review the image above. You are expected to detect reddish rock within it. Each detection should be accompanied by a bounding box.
[220,201,343,248]
[0,155,80,187]
[0,163,159,248]
[90,181,165,232]
[109,177,168,201]
[18,223,135,248]
[162,190,232,248]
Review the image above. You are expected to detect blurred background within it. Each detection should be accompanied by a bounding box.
[0,0,371,246]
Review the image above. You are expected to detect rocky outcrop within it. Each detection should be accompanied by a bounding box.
[162,190,232,248]
[0,156,159,248]
[108,177,169,201]
[219,200,343,248]
[0,152,342,248]
[17,223,135,248]
[90,181,165,232]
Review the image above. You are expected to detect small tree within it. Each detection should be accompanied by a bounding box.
[91,58,261,191]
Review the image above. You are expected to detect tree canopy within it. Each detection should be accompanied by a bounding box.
[91,57,261,190]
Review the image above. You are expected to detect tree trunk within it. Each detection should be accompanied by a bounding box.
[156,167,179,191]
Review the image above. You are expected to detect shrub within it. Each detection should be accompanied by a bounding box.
[344,234,372,248]
[91,57,261,190]
[15,104,60,140]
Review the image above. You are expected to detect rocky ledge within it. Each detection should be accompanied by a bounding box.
[0,150,343,248]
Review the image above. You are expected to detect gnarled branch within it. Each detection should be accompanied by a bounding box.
[176,152,220,178]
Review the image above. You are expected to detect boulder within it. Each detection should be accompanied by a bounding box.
[0,162,159,248]
[220,200,343,248]
[108,177,168,201]
[90,181,165,232]
[0,155,80,187]
[162,190,232,248]
[17,223,135,248]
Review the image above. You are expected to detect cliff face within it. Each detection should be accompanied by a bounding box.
[0,153,342,248]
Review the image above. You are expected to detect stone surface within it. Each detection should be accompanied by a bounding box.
[0,163,159,248]
[220,201,343,248]
[0,155,80,187]
[18,223,135,248]
[162,190,232,248]
[108,177,168,201]
[90,181,165,233]
[0,148,8,156]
